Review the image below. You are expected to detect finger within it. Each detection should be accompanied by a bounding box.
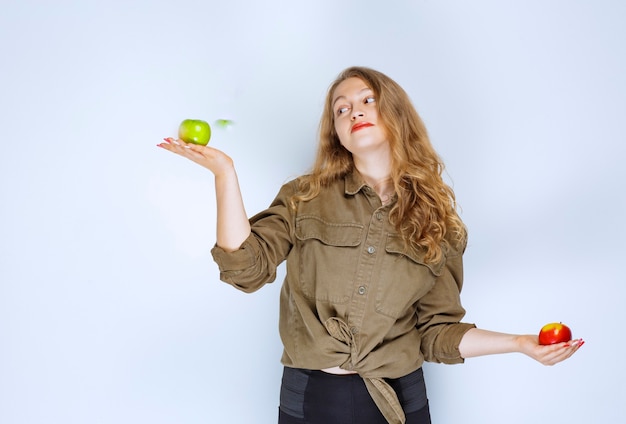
[569,338,585,353]
[562,339,585,350]
[544,340,584,365]
[185,142,205,151]
[165,137,184,147]
[157,138,178,152]
[160,138,195,156]
[165,140,218,167]
[169,138,212,155]
[159,137,183,149]
[533,343,567,365]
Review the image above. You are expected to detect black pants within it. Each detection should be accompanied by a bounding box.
[278,367,431,424]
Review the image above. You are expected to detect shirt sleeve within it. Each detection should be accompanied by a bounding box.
[210,180,297,293]
[416,241,476,364]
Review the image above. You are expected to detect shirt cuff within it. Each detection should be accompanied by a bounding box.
[210,234,258,272]
[433,322,477,364]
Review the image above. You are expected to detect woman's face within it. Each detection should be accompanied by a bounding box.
[331,77,388,158]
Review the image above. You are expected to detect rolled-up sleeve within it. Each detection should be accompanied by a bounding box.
[416,243,476,364]
[210,180,297,293]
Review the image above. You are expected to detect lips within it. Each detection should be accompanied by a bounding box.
[351,122,374,133]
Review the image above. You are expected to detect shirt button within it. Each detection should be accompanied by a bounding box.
[367,246,376,254]
[376,212,383,220]
[350,327,358,334]
[358,286,366,295]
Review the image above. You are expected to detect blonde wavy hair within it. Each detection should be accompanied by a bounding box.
[293,66,467,264]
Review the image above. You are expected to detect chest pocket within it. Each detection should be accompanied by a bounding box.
[295,216,363,303]
[375,235,445,319]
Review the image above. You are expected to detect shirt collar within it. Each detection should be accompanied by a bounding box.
[344,170,398,207]
[344,170,368,196]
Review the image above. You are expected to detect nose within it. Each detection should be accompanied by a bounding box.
[351,109,364,120]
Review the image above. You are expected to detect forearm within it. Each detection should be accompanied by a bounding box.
[157,139,252,251]
[458,327,583,366]
[458,328,524,358]
[214,168,251,252]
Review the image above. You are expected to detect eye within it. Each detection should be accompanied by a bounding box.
[336,106,349,116]
[364,96,376,104]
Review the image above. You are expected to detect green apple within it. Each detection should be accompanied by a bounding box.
[215,119,234,129]
[178,119,211,145]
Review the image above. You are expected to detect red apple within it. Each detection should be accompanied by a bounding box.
[538,322,572,345]
[178,119,211,145]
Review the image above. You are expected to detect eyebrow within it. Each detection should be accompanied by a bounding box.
[332,87,373,107]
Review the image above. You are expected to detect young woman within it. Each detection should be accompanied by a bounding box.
[158,67,583,424]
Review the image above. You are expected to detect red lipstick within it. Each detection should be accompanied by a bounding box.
[351,122,373,133]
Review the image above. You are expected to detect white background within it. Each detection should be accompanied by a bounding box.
[1,1,624,423]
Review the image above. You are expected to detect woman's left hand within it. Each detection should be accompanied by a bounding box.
[517,334,584,366]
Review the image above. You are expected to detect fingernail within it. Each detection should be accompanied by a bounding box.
[578,340,585,347]
[563,343,570,348]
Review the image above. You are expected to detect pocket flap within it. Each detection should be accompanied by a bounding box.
[295,216,363,247]
[385,234,445,276]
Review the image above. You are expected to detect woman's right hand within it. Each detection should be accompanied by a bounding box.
[157,137,234,178]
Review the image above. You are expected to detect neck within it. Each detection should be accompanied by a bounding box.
[353,152,391,183]
[352,148,394,202]
[354,163,394,203]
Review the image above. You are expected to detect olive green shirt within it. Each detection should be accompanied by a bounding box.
[211,171,475,423]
